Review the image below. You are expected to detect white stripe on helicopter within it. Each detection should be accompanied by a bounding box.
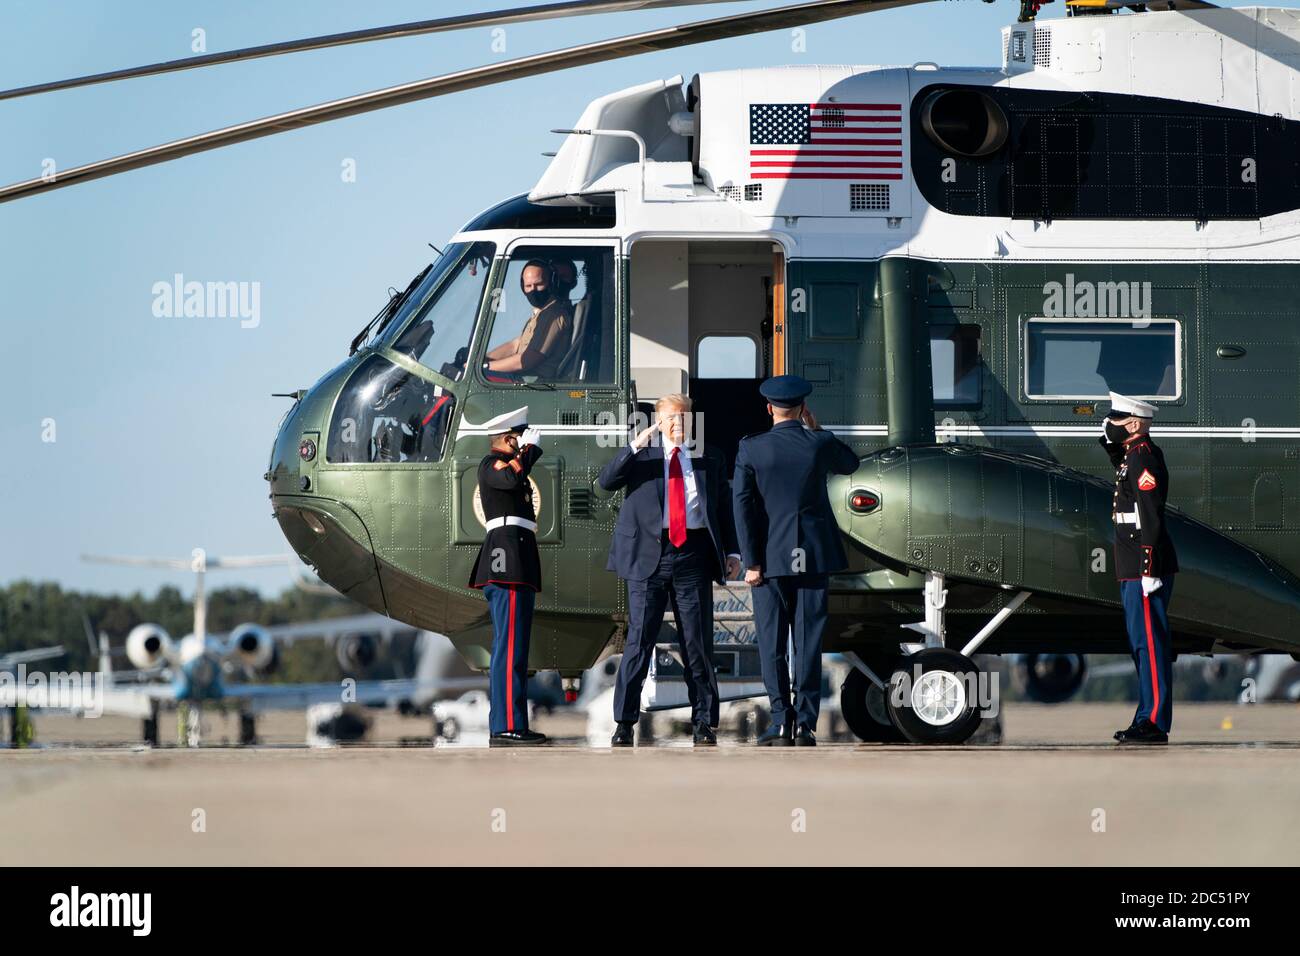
[458,424,1300,438]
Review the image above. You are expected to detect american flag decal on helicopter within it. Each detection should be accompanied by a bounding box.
[748,102,903,180]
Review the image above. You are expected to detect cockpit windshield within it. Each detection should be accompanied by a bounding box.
[380,241,495,380]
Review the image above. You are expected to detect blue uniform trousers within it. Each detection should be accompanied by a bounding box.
[752,572,828,730]
[483,583,534,734]
[1120,576,1175,733]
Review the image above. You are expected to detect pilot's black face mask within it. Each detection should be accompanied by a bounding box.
[1104,420,1130,445]
[524,285,551,309]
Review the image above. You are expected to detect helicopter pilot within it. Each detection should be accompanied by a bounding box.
[1101,391,1179,745]
[482,259,573,380]
[469,405,548,746]
[733,375,860,747]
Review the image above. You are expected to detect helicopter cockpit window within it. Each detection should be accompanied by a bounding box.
[480,245,616,385]
[1024,319,1180,401]
[327,355,457,463]
[385,241,495,381]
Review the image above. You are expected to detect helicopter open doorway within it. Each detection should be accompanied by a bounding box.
[628,239,784,468]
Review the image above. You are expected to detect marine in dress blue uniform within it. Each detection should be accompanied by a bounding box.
[1100,392,1179,745]
[733,375,860,746]
[468,405,548,746]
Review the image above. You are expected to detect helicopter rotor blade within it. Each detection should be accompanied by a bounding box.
[0,0,934,204]
[0,0,750,102]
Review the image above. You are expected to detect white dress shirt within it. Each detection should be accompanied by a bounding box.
[629,435,739,563]
[660,439,705,530]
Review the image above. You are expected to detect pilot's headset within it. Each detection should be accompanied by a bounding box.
[550,258,579,299]
[519,259,556,310]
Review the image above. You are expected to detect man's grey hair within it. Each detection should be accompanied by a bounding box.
[655,393,692,414]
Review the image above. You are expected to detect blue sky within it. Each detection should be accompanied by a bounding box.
[0,0,1170,597]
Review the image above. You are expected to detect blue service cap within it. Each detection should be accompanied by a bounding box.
[759,374,813,408]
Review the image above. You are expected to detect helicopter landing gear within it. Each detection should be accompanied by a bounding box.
[885,647,984,744]
[881,572,1032,745]
[840,654,905,743]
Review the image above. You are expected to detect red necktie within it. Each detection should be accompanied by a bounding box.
[667,447,687,547]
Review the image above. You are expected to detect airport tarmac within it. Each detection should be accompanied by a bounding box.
[2,702,1299,865]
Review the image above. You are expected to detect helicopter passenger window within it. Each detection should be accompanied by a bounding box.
[386,241,495,381]
[697,335,758,378]
[930,324,981,407]
[327,356,457,463]
[480,245,616,385]
[1025,319,1180,400]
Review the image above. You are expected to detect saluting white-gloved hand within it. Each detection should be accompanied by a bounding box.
[519,427,542,449]
[1141,576,1162,596]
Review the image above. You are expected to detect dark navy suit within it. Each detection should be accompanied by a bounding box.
[598,441,738,727]
[733,420,859,729]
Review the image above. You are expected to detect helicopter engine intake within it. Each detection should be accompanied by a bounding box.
[336,633,378,673]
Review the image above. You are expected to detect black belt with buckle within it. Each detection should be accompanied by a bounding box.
[661,527,709,548]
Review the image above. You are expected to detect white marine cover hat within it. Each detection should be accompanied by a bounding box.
[480,405,530,435]
[1108,392,1157,419]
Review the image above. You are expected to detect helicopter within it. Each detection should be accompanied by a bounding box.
[9,0,1300,744]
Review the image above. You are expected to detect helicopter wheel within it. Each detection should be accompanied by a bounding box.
[885,648,984,745]
[840,661,906,743]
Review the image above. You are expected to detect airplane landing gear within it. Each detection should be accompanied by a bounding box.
[239,712,257,746]
[142,701,160,747]
[178,702,203,747]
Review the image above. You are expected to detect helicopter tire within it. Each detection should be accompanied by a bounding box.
[840,662,906,743]
[885,648,984,745]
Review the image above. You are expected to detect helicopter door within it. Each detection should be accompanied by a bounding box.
[458,237,625,620]
[782,258,877,435]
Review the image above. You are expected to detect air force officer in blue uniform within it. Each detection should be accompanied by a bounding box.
[733,375,859,746]
[598,393,741,747]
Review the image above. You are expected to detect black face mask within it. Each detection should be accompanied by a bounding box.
[1104,421,1130,445]
[524,287,551,309]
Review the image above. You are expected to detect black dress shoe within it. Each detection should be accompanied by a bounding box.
[1113,720,1143,742]
[611,722,634,747]
[756,722,793,746]
[794,725,817,747]
[1115,721,1168,745]
[693,723,717,747]
[489,729,548,747]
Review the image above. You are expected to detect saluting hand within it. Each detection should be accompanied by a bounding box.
[632,419,661,450]
[800,405,820,431]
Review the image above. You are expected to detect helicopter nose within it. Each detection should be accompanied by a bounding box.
[267,370,390,618]
[273,502,388,619]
